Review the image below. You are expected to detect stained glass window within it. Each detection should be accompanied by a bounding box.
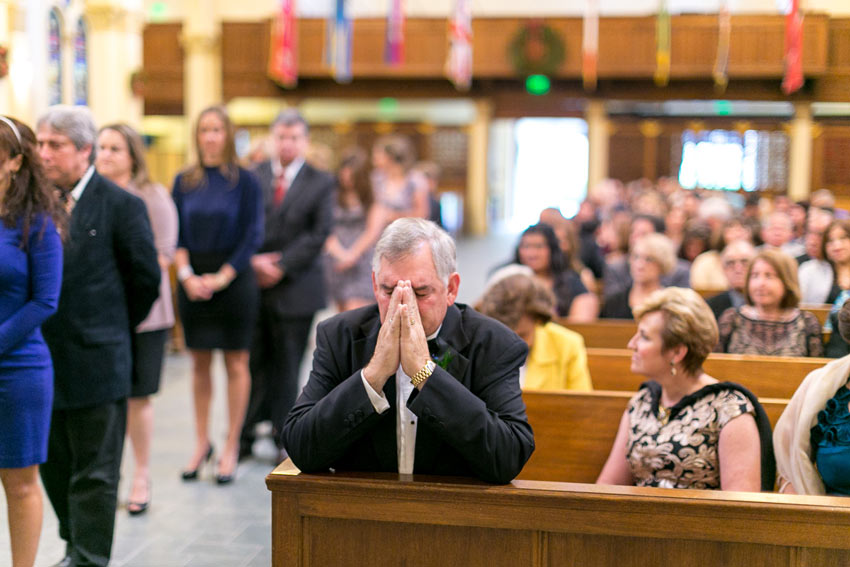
[47,9,62,106]
[74,18,88,105]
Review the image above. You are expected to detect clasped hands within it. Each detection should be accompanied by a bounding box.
[252,252,285,289]
[183,264,236,301]
[363,281,431,392]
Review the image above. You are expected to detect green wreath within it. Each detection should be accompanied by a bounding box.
[508,22,565,76]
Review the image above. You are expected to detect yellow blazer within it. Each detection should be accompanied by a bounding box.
[524,322,592,391]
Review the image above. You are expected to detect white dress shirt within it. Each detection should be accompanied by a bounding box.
[70,165,95,203]
[361,327,441,474]
[270,156,304,193]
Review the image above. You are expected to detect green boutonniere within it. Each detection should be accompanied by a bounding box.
[432,349,454,370]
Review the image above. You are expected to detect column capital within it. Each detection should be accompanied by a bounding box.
[85,3,129,32]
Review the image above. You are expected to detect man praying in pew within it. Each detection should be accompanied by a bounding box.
[596,288,775,492]
[282,218,535,484]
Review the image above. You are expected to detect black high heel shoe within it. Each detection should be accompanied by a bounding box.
[181,443,214,481]
[127,477,151,516]
[215,450,238,485]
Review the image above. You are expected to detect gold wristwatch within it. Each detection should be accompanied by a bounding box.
[410,360,436,387]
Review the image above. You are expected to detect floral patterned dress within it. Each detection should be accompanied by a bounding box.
[626,382,755,489]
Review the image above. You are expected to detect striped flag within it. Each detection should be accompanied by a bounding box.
[268,0,297,88]
[582,0,599,91]
[782,0,804,94]
[446,0,472,91]
[654,0,671,86]
[713,0,730,91]
[325,0,352,83]
[385,0,405,66]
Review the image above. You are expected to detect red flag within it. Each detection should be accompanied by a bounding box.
[385,0,405,66]
[268,0,297,88]
[782,0,803,94]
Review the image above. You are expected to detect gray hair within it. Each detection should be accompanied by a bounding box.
[271,109,308,133]
[372,218,456,283]
[37,105,97,164]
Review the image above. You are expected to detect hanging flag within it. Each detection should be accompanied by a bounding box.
[654,0,671,86]
[782,0,804,94]
[268,0,297,88]
[385,0,405,66]
[445,0,472,91]
[582,0,599,91]
[325,0,352,83]
[712,0,730,92]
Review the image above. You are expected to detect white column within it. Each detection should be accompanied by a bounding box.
[586,99,609,192]
[786,102,813,201]
[85,1,144,127]
[466,99,492,236]
[181,0,221,152]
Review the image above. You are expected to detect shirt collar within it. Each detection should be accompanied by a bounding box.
[271,157,304,182]
[70,165,95,202]
[426,325,442,341]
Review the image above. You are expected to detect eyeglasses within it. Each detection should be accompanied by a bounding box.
[722,258,750,267]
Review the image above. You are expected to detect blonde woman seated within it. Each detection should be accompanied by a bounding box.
[774,299,850,496]
[597,288,775,491]
[477,269,592,391]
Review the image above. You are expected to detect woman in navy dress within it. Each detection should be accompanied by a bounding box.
[173,106,263,485]
[0,116,63,566]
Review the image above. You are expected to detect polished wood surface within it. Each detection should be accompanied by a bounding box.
[519,389,787,483]
[267,461,850,567]
[585,347,827,399]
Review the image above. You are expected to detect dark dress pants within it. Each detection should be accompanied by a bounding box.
[242,308,313,451]
[40,399,127,567]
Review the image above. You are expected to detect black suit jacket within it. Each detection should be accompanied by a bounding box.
[43,171,160,410]
[282,303,535,484]
[706,291,735,322]
[252,160,335,317]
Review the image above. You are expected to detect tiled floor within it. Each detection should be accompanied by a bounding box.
[0,229,518,567]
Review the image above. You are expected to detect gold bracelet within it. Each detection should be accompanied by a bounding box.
[410,361,436,388]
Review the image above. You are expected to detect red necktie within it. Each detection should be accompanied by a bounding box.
[274,173,288,207]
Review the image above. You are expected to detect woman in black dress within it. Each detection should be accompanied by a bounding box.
[172,106,263,484]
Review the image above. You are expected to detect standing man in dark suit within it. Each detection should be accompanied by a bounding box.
[36,106,160,567]
[283,218,535,483]
[241,110,335,462]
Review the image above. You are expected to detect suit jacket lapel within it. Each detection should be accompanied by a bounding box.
[413,304,470,471]
[433,305,470,382]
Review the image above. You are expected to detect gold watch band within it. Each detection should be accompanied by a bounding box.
[410,360,435,387]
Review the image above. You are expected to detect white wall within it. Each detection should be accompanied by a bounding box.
[144,0,850,21]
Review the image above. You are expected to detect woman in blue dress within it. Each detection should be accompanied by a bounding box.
[774,297,850,495]
[0,116,63,566]
[172,106,263,485]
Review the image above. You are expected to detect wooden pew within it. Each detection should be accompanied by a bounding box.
[519,389,787,484]
[801,303,831,327]
[586,347,829,400]
[267,461,850,566]
[563,319,636,349]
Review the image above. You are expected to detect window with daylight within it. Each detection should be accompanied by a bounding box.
[47,9,63,105]
[73,17,88,105]
[678,128,788,192]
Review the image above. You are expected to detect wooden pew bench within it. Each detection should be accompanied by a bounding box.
[519,389,787,483]
[267,460,850,567]
[565,315,833,348]
[585,347,829,400]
